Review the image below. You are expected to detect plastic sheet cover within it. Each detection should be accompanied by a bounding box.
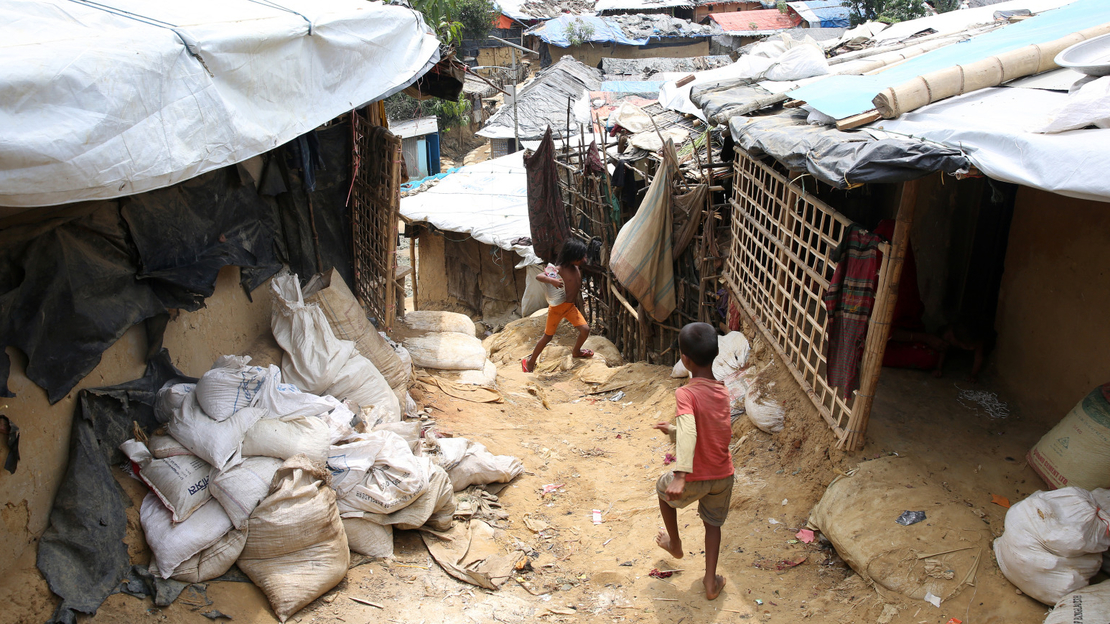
[527,15,650,47]
[728,111,970,188]
[0,0,440,208]
[788,0,1110,120]
[400,152,539,266]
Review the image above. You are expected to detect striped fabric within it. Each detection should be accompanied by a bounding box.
[823,224,883,399]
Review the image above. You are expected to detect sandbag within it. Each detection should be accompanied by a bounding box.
[305,268,410,390]
[343,518,394,558]
[271,269,355,395]
[993,488,1110,605]
[121,439,212,523]
[404,310,476,336]
[211,456,284,530]
[329,431,429,515]
[148,434,192,459]
[149,529,246,583]
[712,332,751,381]
[155,382,195,424]
[372,420,422,453]
[764,44,830,82]
[253,365,334,419]
[239,455,349,623]
[809,457,991,604]
[520,264,548,318]
[446,440,523,492]
[140,493,233,580]
[318,399,357,444]
[427,436,470,473]
[1029,383,1110,491]
[745,371,784,433]
[344,459,456,532]
[242,415,331,463]
[609,142,676,323]
[404,332,487,371]
[325,353,401,420]
[431,360,498,386]
[723,369,752,419]
[167,392,265,471]
[195,356,267,422]
[1046,581,1110,624]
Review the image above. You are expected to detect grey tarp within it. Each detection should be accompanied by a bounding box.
[728,110,970,188]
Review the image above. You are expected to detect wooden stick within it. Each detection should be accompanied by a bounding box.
[842,178,919,451]
[653,598,678,601]
[350,597,385,609]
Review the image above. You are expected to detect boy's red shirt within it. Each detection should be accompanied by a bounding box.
[675,377,734,481]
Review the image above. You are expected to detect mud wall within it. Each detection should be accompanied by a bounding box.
[0,265,271,577]
[993,188,1110,425]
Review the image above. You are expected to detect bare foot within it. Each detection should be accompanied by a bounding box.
[655,528,683,559]
[704,574,726,600]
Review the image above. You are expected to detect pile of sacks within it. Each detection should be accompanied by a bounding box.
[672,331,785,434]
[401,311,498,387]
[122,270,523,622]
[995,487,1110,611]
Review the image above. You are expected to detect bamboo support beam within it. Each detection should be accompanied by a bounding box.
[840,178,919,451]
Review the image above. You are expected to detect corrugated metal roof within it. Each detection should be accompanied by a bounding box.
[786,0,849,28]
[709,9,801,32]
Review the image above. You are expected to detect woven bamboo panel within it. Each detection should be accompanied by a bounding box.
[351,111,401,330]
[726,152,887,443]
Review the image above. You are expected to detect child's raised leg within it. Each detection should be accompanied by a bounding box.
[703,521,726,600]
[571,324,592,358]
[524,334,553,372]
[655,498,683,559]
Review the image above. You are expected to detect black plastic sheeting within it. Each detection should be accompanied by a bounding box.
[728,110,971,188]
[36,351,194,624]
[0,122,355,404]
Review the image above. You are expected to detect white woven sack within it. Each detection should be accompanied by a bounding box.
[745,372,784,434]
[343,518,394,558]
[270,270,355,395]
[404,333,487,371]
[329,431,428,515]
[195,356,267,422]
[372,421,422,453]
[711,331,750,381]
[140,494,233,579]
[427,436,470,472]
[434,360,497,386]
[253,365,333,419]
[155,383,195,424]
[167,392,264,471]
[1045,581,1110,624]
[121,439,213,523]
[149,528,246,583]
[994,488,1110,604]
[211,456,283,530]
[345,459,455,532]
[238,455,349,623]
[403,310,475,335]
[446,440,523,492]
[325,353,401,421]
[147,434,192,459]
[242,415,330,463]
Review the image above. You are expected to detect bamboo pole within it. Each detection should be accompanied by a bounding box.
[841,178,919,451]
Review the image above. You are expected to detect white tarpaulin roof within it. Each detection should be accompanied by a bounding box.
[870,85,1110,203]
[0,0,441,208]
[400,151,539,266]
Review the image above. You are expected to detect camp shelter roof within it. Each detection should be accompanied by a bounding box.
[595,0,693,12]
[399,151,538,265]
[0,0,441,209]
[789,0,1107,120]
[601,55,733,76]
[526,13,720,47]
[710,9,802,34]
[390,117,440,140]
[495,0,598,20]
[785,1,848,28]
[478,56,602,140]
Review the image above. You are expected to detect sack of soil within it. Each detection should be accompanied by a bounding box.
[342,458,456,532]
[167,392,265,471]
[238,455,349,623]
[809,457,990,605]
[744,370,784,433]
[344,519,394,558]
[242,414,331,463]
[431,438,523,492]
[993,487,1110,604]
[328,431,429,515]
[210,456,284,530]
[195,356,267,421]
[403,310,476,336]
[404,332,487,371]
[270,269,355,394]
[1046,581,1110,624]
[149,528,247,584]
[155,382,195,424]
[324,353,400,420]
[141,494,233,580]
[121,439,212,523]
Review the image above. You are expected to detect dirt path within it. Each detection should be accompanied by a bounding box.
[3,317,1053,624]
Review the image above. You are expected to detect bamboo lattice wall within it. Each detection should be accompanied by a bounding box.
[726,152,890,447]
[350,110,401,331]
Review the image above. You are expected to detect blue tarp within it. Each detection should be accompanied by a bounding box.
[789,0,1110,120]
[401,167,459,192]
[600,80,665,93]
[787,0,849,28]
[528,15,648,47]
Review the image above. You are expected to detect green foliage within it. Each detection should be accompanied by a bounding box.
[385,92,472,133]
[565,18,595,46]
[457,0,498,40]
[844,0,927,26]
[932,0,962,11]
[776,0,789,14]
[411,0,464,46]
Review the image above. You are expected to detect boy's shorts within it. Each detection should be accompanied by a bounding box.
[656,472,734,527]
[545,302,587,336]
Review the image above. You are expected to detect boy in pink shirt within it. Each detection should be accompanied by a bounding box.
[652,322,734,600]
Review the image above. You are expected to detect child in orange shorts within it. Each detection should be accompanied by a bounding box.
[522,239,592,372]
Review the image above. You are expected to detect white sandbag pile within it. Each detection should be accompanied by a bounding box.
[426,435,524,492]
[401,310,497,382]
[271,269,400,421]
[1045,581,1110,624]
[994,487,1110,605]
